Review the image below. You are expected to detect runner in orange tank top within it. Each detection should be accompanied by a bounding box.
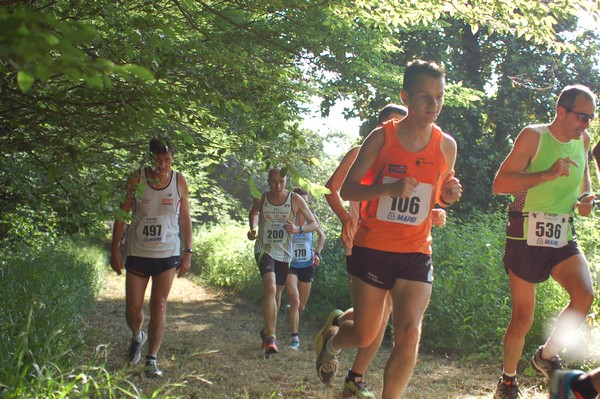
[314,60,462,398]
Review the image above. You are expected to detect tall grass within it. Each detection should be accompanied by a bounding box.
[0,238,182,398]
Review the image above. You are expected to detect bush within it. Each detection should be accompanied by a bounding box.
[0,238,104,397]
[424,210,600,360]
[190,221,262,299]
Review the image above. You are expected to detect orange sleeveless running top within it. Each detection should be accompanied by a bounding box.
[353,119,448,254]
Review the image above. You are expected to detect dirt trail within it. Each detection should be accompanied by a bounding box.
[84,271,548,398]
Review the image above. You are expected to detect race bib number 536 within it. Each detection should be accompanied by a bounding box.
[526,212,568,248]
[376,176,432,225]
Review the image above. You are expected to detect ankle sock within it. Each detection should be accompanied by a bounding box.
[571,374,598,399]
[134,332,143,342]
[291,333,299,342]
[346,369,363,382]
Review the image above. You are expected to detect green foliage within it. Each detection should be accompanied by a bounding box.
[424,210,600,360]
[2,0,598,243]
[190,221,260,296]
[0,238,104,397]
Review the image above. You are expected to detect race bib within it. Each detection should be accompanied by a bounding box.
[526,212,568,248]
[292,239,311,262]
[263,219,286,245]
[138,215,168,243]
[376,176,432,225]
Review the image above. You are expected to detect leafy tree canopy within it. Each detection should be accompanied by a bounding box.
[1,0,598,242]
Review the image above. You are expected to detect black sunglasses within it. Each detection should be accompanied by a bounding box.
[563,107,596,123]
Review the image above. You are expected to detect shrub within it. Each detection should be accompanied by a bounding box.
[0,238,104,397]
[190,221,262,299]
[424,210,600,360]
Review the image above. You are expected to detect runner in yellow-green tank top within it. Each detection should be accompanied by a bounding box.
[492,85,597,399]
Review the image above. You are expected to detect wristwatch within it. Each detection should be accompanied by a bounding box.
[299,225,304,234]
[183,248,194,254]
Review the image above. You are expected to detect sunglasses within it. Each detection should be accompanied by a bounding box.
[563,107,596,123]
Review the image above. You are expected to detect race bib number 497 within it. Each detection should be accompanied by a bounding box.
[376,176,432,225]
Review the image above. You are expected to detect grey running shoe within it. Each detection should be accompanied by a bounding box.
[314,309,343,355]
[316,328,339,384]
[127,331,147,365]
[343,377,375,398]
[531,345,563,381]
[493,376,520,399]
[144,358,163,378]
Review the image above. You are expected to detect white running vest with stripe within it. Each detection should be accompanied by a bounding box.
[127,168,181,258]
[254,192,295,262]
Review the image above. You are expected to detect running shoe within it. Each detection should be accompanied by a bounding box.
[314,309,343,355]
[342,377,375,398]
[493,376,520,399]
[289,338,300,351]
[259,328,268,350]
[316,328,339,384]
[144,358,163,378]
[549,370,584,399]
[264,337,279,355]
[531,345,563,381]
[127,331,147,365]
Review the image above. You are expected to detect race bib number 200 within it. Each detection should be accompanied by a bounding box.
[526,212,568,248]
[376,176,432,225]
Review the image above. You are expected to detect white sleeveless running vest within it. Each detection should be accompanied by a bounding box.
[254,192,294,262]
[127,168,181,258]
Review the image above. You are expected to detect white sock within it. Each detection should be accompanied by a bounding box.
[541,341,560,359]
[134,332,143,342]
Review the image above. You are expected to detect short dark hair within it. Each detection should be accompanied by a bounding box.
[149,138,175,155]
[293,187,307,196]
[557,85,597,110]
[377,103,408,125]
[403,60,445,93]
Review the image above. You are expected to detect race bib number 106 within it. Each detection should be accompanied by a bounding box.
[376,176,432,225]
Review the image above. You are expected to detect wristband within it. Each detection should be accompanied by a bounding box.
[314,252,320,257]
[439,196,453,207]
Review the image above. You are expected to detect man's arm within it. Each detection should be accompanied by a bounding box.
[312,215,326,267]
[247,194,263,240]
[325,146,360,223]
[286,193,318,233]
[110,172,138,275]
[493,127,578,195]
[575,131,594,217]
[325,146,359,247]
[177,173,193,277]
[436,134,461,207]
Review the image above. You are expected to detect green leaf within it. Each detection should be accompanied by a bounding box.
[17,70,35,92]
[121,64,154,81]
[248,178,261,199]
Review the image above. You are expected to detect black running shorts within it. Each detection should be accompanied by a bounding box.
[255,252,290,286]
[348,246,433,290]
[503,239,582,283]
[125,256,180,277]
